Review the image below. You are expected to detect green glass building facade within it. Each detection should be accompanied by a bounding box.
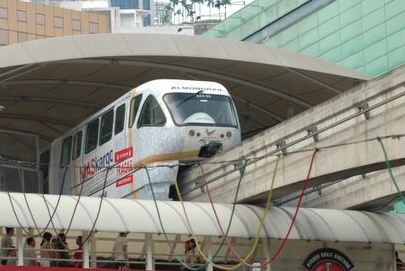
[203,0,405,212]
[203,0,405,77]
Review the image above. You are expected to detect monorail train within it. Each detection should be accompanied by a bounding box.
[40,79,241,200]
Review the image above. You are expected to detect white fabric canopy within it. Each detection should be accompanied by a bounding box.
[1,192,404,243]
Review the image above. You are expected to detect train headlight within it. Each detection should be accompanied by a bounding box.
[189,130,195,136]
[226,131,232,138]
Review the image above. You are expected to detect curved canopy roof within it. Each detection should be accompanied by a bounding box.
[0,33,370,150]
[3,192,405,244]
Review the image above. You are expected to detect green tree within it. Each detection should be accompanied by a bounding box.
[180,0,195,22]
[162,4,173,25]
[175,8,183,24]
[221,0,231,18]
[206,0,215,18]
[191,0,204,20]
[214,0,222,19]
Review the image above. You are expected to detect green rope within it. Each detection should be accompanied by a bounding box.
[377,137,405,205]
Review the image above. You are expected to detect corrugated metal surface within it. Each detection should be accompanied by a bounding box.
[1,192,405,243]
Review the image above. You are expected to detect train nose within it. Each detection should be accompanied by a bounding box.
[198,141,223,158]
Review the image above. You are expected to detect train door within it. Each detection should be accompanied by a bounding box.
[112,94,142,198]
[109,102,128,197]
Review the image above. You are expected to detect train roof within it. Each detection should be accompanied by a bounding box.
[134,79,230,95]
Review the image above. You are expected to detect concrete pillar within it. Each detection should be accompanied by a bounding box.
[205,237,213,271]
[82,231,90,268]
[16,228,23,266]
[145,233,154,270]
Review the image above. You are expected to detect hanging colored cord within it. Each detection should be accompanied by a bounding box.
[177,149,317,269]
[63,167,86,237]
[173,160,249,270]
[144,166,207,271]
[261,148,318,265]
[377,137,405,205]
[5,165,69,236]
[174,159,264,270]
[41,166,70,236]
[145,160,249,271]
[81,166,110,245]
[198,154,281,268]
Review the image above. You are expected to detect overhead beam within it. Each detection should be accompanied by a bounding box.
[3,79,130,93]
[1,94,103,109]
[0,113,75,127]
[67,58,314,109]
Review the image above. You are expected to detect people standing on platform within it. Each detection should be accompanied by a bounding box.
[50,237,59,266]
[40,231,53,267]
[396,250,405,270]
[1,227,14,265]
[24,237,37,266]
[6,246,17,265]
[55,233,73,267]
[72,235,83,268]
[184,238,201,267]
[112,232,128,269]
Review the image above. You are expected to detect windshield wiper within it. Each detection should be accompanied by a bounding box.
[176,90,203,108]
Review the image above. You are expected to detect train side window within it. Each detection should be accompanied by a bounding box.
[129,94,142,128]
[60,136,72,168]
[115,104,125,135]
[40,150,50,181]
[137,95,166,128]
[85,118,99,154]
[72,131,82,160]
[100,109,114,145]
[40,150,50,194]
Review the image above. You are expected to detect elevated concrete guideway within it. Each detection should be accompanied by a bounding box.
[179,64,405,211]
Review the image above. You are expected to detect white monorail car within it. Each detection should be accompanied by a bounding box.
[42,79,241,200]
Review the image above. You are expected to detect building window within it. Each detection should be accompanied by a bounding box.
[17,10,27,22]
[36,13,45,25]
[0,7,7,19]
[72,19,81,31]
[0,29,8,45]
[17,32,27,42]
[89,22,98,33]
[54,16,63,28]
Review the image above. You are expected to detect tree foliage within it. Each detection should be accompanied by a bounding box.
[163,0,233,24]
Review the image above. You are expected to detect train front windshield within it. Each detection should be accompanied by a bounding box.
[164,92,239,127]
